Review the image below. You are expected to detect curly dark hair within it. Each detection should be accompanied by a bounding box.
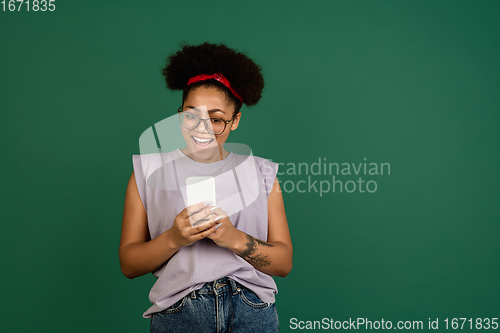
[161,42,264,115]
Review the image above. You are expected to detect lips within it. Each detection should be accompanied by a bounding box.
[191,135,215,148]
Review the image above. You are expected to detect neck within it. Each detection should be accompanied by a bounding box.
[181,144,230,164]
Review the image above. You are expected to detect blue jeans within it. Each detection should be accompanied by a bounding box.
[150,277,279,332]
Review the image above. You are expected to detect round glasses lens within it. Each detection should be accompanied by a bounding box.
[180,112,199,129]
[210,118,226,134]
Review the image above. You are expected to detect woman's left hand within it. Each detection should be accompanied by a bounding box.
[205,206,242,250]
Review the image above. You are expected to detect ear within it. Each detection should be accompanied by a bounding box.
[230,112,242,131]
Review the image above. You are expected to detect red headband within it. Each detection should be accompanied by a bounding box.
[187,73,243,104]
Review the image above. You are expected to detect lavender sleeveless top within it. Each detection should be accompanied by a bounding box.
[132,147,279,318]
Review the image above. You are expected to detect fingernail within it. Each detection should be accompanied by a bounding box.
[214,215,223,222]
[215,222,222,229]
[210,206,219,211]
[203,201,213,206]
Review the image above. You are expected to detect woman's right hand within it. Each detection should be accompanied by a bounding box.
[169,201,222,248]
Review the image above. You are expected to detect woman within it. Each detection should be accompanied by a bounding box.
[119,42,292,332]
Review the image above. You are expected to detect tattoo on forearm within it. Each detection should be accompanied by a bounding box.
[237,234,274,267]
[255,238,274,248]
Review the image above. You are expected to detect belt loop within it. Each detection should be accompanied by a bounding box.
[190,290,196,299]
[228,277,239,295]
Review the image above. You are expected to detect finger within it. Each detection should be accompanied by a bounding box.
[202,221,222,232]
[195,222,219,240]
[207,206,227,217]
[192,215,223,231]
[190,219,219,234]
[178,215,195,229]
[177,212,210,232]
[186,201,213,216]
[191,215,214,227]
[189,205,215,219]
[177,207,189,219]
[189,206,219,225]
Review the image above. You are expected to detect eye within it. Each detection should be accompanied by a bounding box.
[210,118,223,123]
[185,113,197,120]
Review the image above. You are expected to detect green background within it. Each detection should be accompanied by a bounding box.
[1,0,499,331]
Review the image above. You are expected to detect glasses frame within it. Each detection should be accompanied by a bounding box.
[177,106,237,135]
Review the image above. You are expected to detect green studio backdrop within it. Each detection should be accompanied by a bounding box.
[1,0,499,332]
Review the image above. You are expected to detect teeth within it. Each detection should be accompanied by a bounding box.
[193,136,213,143]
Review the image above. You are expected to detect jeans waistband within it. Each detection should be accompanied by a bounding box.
[190,277,240,298]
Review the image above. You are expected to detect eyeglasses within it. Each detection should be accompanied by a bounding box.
[177,106,237,135]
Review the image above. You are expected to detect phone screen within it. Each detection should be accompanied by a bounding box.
[186,176,216,208]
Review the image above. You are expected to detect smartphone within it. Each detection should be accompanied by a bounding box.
[186,176,216,226]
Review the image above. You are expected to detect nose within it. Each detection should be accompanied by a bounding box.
[194,118,211,134]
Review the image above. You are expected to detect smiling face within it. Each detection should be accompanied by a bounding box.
[179,86,241,163]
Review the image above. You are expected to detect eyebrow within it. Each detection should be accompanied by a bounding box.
[184,105,226,114]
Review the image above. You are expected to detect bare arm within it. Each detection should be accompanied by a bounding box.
[118,171,180,279]
[119,171,219,279]
[230,178,293,277]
